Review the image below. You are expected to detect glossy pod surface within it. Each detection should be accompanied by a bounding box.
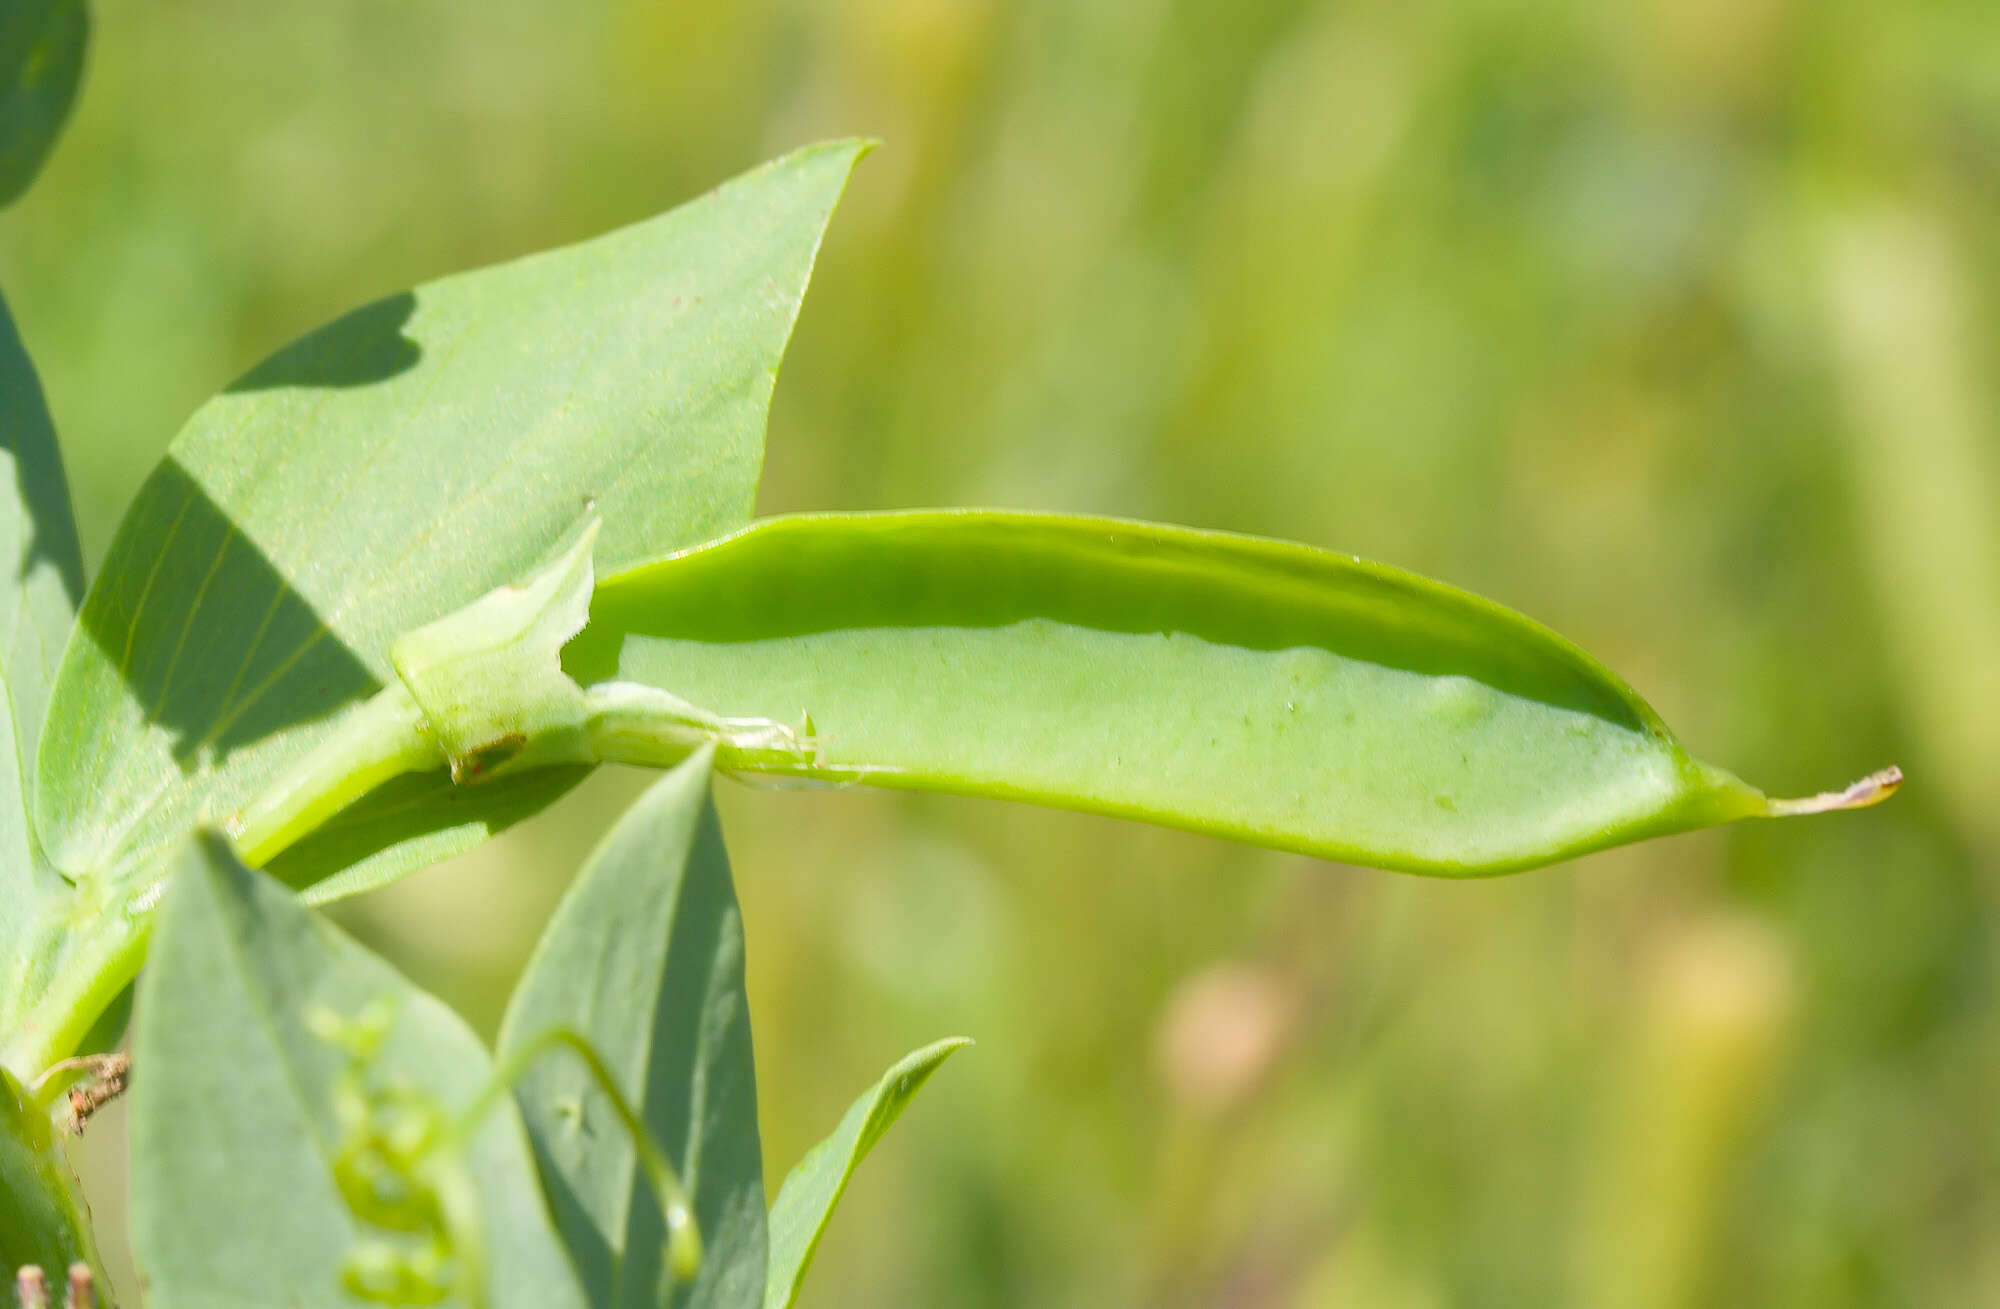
[569,512,1785,876]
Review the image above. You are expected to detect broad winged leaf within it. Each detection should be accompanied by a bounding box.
[14,143,865,1067]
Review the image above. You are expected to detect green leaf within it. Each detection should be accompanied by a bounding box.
[764,1038,970,1309]
[570,511,1899,877]
[37,139,865,893]
[130,832,586,1309]
[0,292,84,793]
[11,142,864,1070]
[0,0,87,208]
[498,751,766,1309]
[0,700,48,1028]
[0,1066,103,1293]
[0,290,85,982]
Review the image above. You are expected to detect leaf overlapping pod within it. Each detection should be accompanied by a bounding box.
[569,511,1897,876]
[11,142,866,1072]
[36,140,866,899]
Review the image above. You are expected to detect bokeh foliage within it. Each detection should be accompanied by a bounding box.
[3,0,1993,1304]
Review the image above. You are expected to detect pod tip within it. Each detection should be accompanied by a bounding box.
[1766,765,1903,817]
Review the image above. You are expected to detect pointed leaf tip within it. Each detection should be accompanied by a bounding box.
[764,1037,971,1309]
[40,137,868,908]
[1766,765,1903,817]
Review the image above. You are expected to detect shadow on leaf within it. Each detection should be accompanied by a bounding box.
[226,291,422,392]
[265,765,589,900]
[0,289,84,603]
[76,457,379,771]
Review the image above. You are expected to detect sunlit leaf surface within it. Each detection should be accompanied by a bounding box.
[36,141,865,902]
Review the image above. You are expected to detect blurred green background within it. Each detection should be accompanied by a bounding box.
[5,0,1997,1304]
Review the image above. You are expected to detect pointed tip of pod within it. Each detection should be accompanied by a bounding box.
[1765,765,1903,817]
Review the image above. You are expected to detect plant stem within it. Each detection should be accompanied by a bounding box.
[225,687,442,868]
[0,911,147,1082]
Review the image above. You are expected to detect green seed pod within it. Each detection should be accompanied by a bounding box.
[573,511,1898,876]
